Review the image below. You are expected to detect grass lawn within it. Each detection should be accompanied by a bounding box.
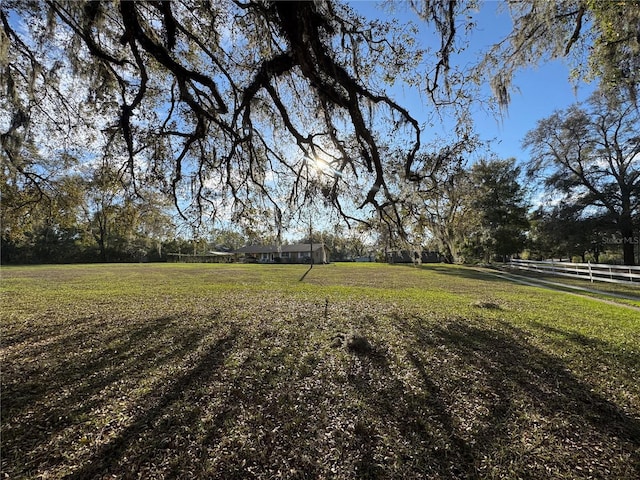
[1,263,639,479]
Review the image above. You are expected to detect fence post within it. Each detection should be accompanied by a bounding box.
[588,262,593,283]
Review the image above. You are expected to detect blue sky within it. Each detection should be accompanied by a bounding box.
[352,0,597,164]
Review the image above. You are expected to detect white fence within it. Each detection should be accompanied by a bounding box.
[508,259,640,285]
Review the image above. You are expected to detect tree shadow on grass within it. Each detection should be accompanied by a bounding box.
[389,262,507,284]
[339,317,639,478]
[64,333,238,480]
[532,321,640,361]
[405,319,639,477]
[1,313,115,351]
[424,265,508,284]
[1,311,237,479]
[3,308,639,479]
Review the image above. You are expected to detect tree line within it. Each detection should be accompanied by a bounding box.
[1,1,638,264]
[3,92,637,265]
[408,91,639,265]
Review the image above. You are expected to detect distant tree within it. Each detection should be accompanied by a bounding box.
[524,91,640,265]
[345,236,371,260]
[463,158,529,262]
[70,160,176,262]
[79,163,128,262]
[528,206,610,262]
[1,169,86,263]
[292,226,368,261]
[209,228,247,252]
[424,169,472,263]
[135,194,176,260]
[161,237,193,257]
[427,174,473,263]
[403,143,475,263]
[1,159,177,263]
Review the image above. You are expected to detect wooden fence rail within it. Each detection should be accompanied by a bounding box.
[507,259,640,285]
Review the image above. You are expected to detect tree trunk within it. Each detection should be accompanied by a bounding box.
[98,235,107,262]
[621,227,636,266]
[619,192,635,265]
[619,204,636,265]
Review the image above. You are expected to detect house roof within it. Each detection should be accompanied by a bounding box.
[234,243,328,254]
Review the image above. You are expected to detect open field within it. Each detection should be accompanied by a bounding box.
[2,263,639,479]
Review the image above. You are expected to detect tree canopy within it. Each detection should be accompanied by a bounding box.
[480,0,640,105]
[464,158,529,262]
[2,0,467,232]
[2,0,639,263]
[524,91,640,265]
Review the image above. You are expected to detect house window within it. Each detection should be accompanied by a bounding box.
[281,252,290,258]
[261,253,270,261]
